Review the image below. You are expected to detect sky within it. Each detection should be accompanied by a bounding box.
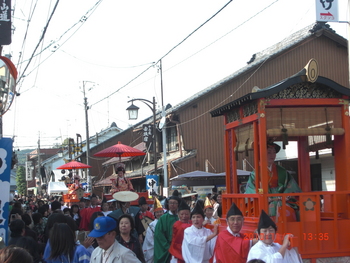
[1,0,349,150]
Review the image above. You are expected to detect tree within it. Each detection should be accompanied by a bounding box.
[16,165,27,195]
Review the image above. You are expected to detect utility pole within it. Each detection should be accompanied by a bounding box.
[160,60,168,197]
[82,81,94,192]
[37,133,42,195]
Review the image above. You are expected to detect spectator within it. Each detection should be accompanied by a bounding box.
[22,213,38,241]
[70,204,81,228]
[50,201,61,213]
[43,222,90,263]
[8,219,25,245]
[63,208,71,217]
[44,213,77,244]
[101,202,111,216]
[78,197,86,209]
[88,212,104,249]
[36,199,45,208]
[88,216,140,263]
[37,206,49,229]
[16,236,42,263]
[32,213,45,243]
[116,214,145,263]
[0,246,33,263]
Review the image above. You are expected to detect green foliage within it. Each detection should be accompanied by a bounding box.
[16,165,27,195]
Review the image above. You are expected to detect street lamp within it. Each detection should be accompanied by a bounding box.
[126,103,140,120]
[126,97,157,175]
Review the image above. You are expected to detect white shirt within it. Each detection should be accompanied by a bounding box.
[142,219,158,263]
[247,240,302,263]
[102,211,112,216]
[182,225,216,263]
[205,216,215,224]
[102,242,115,262]
[226,226,253,247]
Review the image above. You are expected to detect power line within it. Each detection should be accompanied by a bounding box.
[16,0,60,86]
[15,0,39,74]
[166,0,281,72]
[22,0,103,80]
[16,0,103,91]
[60,49,154,69]
[90,0,233,107]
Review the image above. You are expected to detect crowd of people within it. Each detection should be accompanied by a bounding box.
[1,172,300,263]
[1,189,301,263]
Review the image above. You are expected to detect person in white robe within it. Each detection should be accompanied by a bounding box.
[182,201,218,263]
[203,197,216,225]
[247,210,302,263]
[142,197,164,263]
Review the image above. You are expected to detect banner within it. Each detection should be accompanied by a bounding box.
[146,174,159,198]
[0,138,13,245]
[316,0,339,22]
[142,124,154,149]
[0,0,11,45]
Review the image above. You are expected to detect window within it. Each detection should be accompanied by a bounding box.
[167,126,178,152]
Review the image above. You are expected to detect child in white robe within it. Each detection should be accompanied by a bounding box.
[203,197,216,225]
[182,202,218,263]
[247,210,302,263]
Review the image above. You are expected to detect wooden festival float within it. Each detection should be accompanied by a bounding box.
[93,142,153,206]
[56,160,91,204]
[210,59,350,262]
[94,173,152,206]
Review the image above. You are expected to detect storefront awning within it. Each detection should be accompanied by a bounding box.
[170,170,250,186]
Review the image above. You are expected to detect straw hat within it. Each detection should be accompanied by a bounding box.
[112,191,139,202]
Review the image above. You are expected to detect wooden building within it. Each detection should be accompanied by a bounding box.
[85,22,348,194]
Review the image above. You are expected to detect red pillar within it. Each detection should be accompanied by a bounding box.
[298,136,311,192]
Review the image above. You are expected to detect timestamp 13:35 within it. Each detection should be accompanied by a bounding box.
[303,233,329,241]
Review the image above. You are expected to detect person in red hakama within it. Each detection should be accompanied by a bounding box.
[214,202,257,263]
[169,200,192,263]
[79,195,101,231]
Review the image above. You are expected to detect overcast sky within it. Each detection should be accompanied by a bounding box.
[2,0,348,149]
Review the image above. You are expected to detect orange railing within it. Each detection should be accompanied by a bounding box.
[222,191,350,259]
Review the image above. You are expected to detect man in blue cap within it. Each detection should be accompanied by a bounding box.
[88,216,141,263]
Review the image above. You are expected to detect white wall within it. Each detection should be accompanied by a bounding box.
[276,141,335,191]
[310,155,335,191]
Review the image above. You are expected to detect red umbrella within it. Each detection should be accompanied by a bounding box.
[56,160,92,170]
[94,141,146,159]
